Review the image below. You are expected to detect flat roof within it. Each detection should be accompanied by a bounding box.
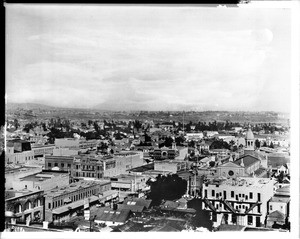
[45,180,110,198]
[205,177,273,189]
[20,172,68,182]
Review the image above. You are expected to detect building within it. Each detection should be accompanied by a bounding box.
[5,190,44,224]
[44,180,111,223]
[216,155,264,178]
[6,140,35,165]
[185,133,204,142]
[152,147,177,160]
[52,147,79,156]
[202,177,274,227]
[110,174,149,192]
[31,144,55,157]
[5,166,42,190]
[266,185,290,228]
[154,160,187,174]
[11,171,70,192]
[54,138,99,150]
[92,208,131,226]
[44,155,75,172]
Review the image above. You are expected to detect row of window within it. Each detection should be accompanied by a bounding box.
[74,172,103,178]
[48,163,71,168]
[207,190,261,201]
[14,199,42,213]
[48,188,98,209]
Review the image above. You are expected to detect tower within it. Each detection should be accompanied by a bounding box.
[244,127,255,153]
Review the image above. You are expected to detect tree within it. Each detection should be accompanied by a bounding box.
[147,174,187,206]
[269,141,274,148]
[187,198,213,231]
[209,161,216,167]
[210,139,230,150]
[262,141,267,147]
[255,139,260,149]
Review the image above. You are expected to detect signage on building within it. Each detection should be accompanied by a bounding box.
[84,209,90,221]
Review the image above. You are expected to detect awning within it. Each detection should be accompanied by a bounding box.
[53,195,99,215]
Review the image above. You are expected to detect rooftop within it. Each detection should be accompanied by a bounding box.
[45,180,110,198]
[20,171,68,182]
[205,177,273,188]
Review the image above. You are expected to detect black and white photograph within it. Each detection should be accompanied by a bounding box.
[3,2,299,237]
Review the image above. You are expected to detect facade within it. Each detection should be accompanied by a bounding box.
[5,190,44,224]
[185,133,204,142]
[152,147,176,160]
[202,177,274,227]
[44,180,111,222]
[6,142,35,165]
[154,160,187,174]
[31,144,55,157]
[73,155,105,179]
[44,155,75,172]
[52,147,79,156]
[110,174,149,192]
[54,138,99,150]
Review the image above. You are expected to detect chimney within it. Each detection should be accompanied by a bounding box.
[240,158,244,167]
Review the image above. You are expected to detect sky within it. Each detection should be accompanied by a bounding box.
[6,5,292,112]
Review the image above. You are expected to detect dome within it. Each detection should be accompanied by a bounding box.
[245,128,254,140]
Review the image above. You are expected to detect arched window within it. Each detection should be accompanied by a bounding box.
[24,201,32,210]
[15,204,22,213]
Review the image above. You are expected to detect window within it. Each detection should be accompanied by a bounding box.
[231,191,234,198]
[250,192,253,199]
[257,205,261,213]
[270,205,273,211]
[48,203,51,209]
[257,193,261,202]
[68,164,71,168]
[48,163,52,167]
[212,190,215,197]
[212,212,217,222]
[61,163,64,167]
[248,215,253,225]
[204,190,207,198]
[54,163,58,167]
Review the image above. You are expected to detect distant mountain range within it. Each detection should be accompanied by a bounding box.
[5,102,289,116]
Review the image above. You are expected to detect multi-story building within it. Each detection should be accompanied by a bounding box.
[31,144,55,157]
[6,140,35,165]
[44,180,111,223]
[152,147,176,160]
[202,177,274,228]
[44,155,75,173]
[5,190,45,224]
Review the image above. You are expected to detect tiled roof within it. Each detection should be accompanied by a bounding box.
[118,204,145,212]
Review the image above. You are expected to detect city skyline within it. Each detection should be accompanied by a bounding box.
[6,5,291,112]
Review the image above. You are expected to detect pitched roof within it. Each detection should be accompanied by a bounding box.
[95,209,131,223]
[234,154,260,168]
[268,210,285,221]
[123,198,152,209]
[118,204,145,213]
